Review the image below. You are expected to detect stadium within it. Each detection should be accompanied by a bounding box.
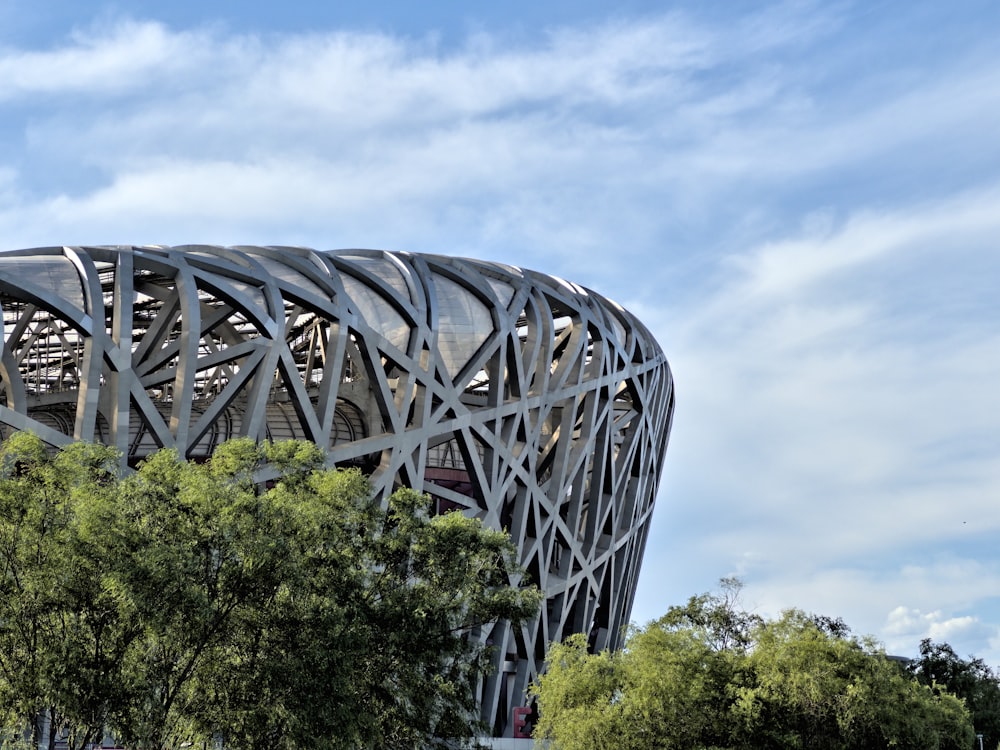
[0,245,674,738]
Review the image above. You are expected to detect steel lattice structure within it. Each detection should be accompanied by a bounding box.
[0,245,674,737]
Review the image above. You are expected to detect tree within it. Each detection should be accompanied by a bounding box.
[0,435,541,750]
[0,431,73,749]
[185,451,542,750]
[909,639,1000,750]
[91,440,320,749]
[529,634,626,750]
[532,581,975,750]
[655,575,762,653]
[532,581,745,749]
[734,610,973,750]
[0,434,126,750]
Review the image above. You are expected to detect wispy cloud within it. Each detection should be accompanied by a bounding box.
[2,2,999,664]
[885,607,994,653]
[636,185,1000,658]
[0,6,847,257]
[0,21,225,99]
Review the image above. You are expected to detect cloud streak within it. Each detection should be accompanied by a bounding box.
[638,185,1000,656]
[2,2,999,663]
[0,21,226,99]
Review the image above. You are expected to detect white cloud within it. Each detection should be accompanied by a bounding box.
[884,607,998,656]
[716,187,1000,307]
[3,4,997,277]
[633,182,1000,661]
[0,20,227,99]
[3,2,1000,668]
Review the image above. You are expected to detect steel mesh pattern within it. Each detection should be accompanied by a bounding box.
[0,245,674,736]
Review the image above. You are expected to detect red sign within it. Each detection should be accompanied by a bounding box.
[513,706,532,738]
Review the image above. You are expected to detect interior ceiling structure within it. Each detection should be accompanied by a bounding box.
[0,244,674,737]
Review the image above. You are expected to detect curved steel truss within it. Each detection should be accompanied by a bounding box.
[0,244,674,736]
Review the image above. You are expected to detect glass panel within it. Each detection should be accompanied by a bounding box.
[433,274,493,379]
[341,276,410,352]
[0,256,85,311]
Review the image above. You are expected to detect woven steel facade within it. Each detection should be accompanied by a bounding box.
[0,245,674,736]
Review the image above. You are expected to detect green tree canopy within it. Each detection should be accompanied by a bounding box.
[532,580,975,750]
[0,434,541,750]
[734,610,972,750]
[909,639,1000,750]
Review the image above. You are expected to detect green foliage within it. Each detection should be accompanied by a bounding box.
[734,610,973,750]
[0,435,540,750]
[533,579,975,750]
[654,575,763,654]
[0,435,124,750]
[909,639,1000,750]
[530,634,624,750]
[532,584,746,750]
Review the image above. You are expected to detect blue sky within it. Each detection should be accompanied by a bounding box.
[2,0,999,662]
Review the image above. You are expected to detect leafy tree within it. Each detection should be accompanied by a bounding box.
[0,435,541,750]
[91,441,317,749]
[735,610,973,750]
[187,454,541,750]
[656,575,762,653]
[532,583,745,749]
[529,634,626,750]
[0,435,126,750]
[533,580,975,750]
[909,639,1000,750]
